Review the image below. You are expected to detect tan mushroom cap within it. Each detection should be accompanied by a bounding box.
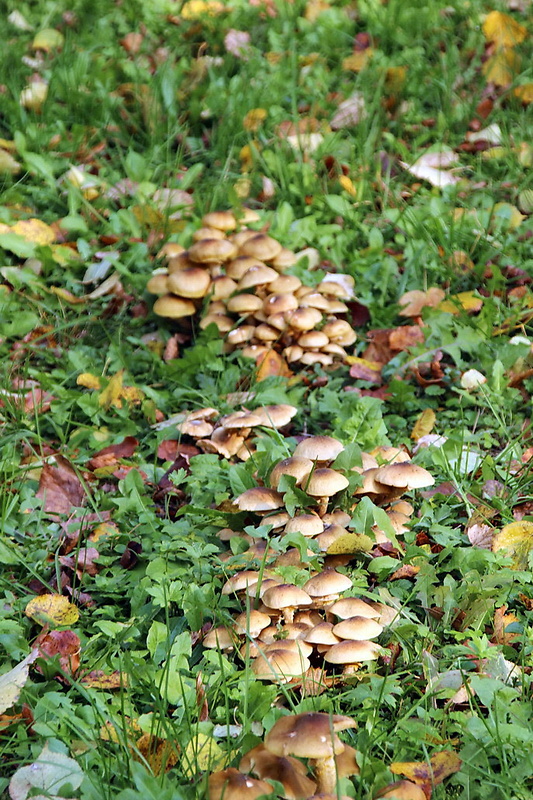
[203,626,235,650]
[226,256,266,280]
[239,234,283,262]
[200,313,235,332]
[252,648,310,682]
[284,512,324,537]
[261,510,290,529]
[153,294,196,318]
[286,306,323,331]
[177,418,214,438]
[208,768,273,800]
[226,325,257,346]
[255,323,279,342]
[334,744,361,778]
[262,638,313,659]
[303,621,342,646]
[271,248,297,270]
[263,292,299,316]
[221,570,262,594]
[167,251,196,273]
[303,569,353,600]
[300,352,333,366]
[371,446,411,464]
[233,610,271,637]
[299,291,331,311]
[231,229,261,249]
[332,616,384,641]
[269,456,314,489]
[284,345,304,363]
[158,241,185,260]
[221,410,263,429]
[324,639,382,664]
[262,584,312,613]
[306,468,350,497]
[317,279,353,299]
[201,210,238,231]
[238,264,279,289]
[211,274,238,300]
[236,486,284,512]
[321,319,357,346]
[298,330,330,349]
[268,274,302,294]
[239,745,317,800]
[264,712,357,760]
[376,780,427,800]
[188,238,237,264]
[192,226,226,241]
[259,622,311,644]
[226,293,264,315]
[252,404,298,428]
[293,435,344,462]
[167,266,211,298]
[374,462,435,490]
[322,509,352,527]
[146,272,169,295]
[328,597,381,619]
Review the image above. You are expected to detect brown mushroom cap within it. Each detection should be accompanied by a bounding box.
[188,238,237,264]
[233,610,272,638]
[158,242,185,260]
[192,226,226,241]
[264,712,357,760]
[221,410,263,429]
[293,436,344,462]
[208,768,273,800]
[332,616,384,641]
[268,274,302,294]
[239,234,283,262]
[374,462,435,490]
[252,648,310,682]
[269,456,314,489]
[263,292,299,316]
[300,352,333,366]
[200,313,235,332]
[211,274,238,300]
[226,293,264,315]
[236,487,284,512]
[153,294,196,318]
[376,780,427,800]
[303,569,353,600]
[285,307,323,331]
[203,626,235,650]
[201,210,238,231]
[324,639,381,665]
[239,745,316,799]
[177,418,214,438]
[328,597,381,619]
[298,331,330,349]
[284,512,324,537]
[167,266,212,298]
[262,584,312,613]
[306,468,350,497]
[221,570,262,594]
[321,319,357,346]
[226,256,266,280]
[238,264,279,290]
[252,404,298,428]
[303,621,342,646]
[146,272,169,295]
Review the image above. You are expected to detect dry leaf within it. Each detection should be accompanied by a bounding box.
[0,651,38,715]
[389,324,425,351]
[25,595,80,628]
[482,11,527,47]
[400,151,463,188]
[36,456,85,514]
[482,47,521,86]
[20,81,48,112]
[390,750,462,790]
[438,291,483,314]
[342,50,373,72]
[0,149,22,175]
[34,629,81,677]
[255,349,292,381]
[135,733,179,775]
[411,409,436,440]
[493,605,520,645]
[9,742,83,800]
[80,670,128,689]
[514,84,533,104]
[492,520,533,569]
[348,357,383,383]
[11,219,55,246]
[399,288,446,317]
[330,92,366,129]
[182,733,226,777]
[467,522,494,549]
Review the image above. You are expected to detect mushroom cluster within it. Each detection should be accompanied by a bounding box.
[147,210,358,367]
[209,711,359,799]
[160,403,299,462]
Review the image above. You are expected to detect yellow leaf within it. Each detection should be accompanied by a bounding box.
[438,291,483,314]
[243,108,267,132]
[25,594,79,627]
[492,202,525,230]
[255,349,292,381]
[482,11,527,48]
[390,750,462,786]
[326,532,373,555]
[32,28,64,51]
[342,50,373,72]
[0,651,38,714]
[98,371,125,409]
[411,409,436,441]
[19,81,48,112]
[11,219,55,246]
[492,521,533,569]
[135,733,179,775]
[181,0,225,18]
[482,146,509,160]
[385,66,407,93]
[339,175,357,196]
[77,373,102,390]
[514,84,533,104]
[182,733,227,778]
[482,47,521,86]
[49,286,86,304]
[122,385,145,404]
[0,149,21,175]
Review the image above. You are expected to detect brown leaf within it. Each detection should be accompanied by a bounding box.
[390,751,462,792]
[80,670,128,689]
[348,357,382,383]
[390,564,420,581]
[493,605,520,645]
[389,325,425,352]
[120,540,142,569]
[135,733,179,775]
[120,32,144,54]
[59,546,100,576]
[398,288,445,317]
[255,349,292,381]
[36,456,85,513]
[34,629,81,677]
[87,436,138,470]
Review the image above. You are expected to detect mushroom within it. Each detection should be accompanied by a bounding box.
[332,615,383,641]
[236,487,284,513]
[303,569,353,609]
[208,768,273,800]
[264,712,357,794]
[240,744,317,800]
[262,584,312,624]
[293,436,344,463]
[376,780,427,800]
[252,647,310,683]
[305,468,350,516]
[324,639,382,675]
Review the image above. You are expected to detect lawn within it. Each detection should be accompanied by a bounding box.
[1,1,533,799]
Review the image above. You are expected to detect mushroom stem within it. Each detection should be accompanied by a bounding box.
[312,755,337,794]
[282,607,295,624]
[316,496,328,516]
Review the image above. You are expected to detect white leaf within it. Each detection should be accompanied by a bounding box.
[330,92,366,130]
[0,650,38,715]
[9,743,84,800]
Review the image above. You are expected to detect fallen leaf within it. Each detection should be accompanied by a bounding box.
[390,750,462,790]
[80,670,128,689]
[255,349,292,381]
[514,84,533,104]
[398,288,446,317]
[390,564,420,581]
[389,325,425,351]
[34,629,81,677]
[400,151,463,188]
[243,108,267,131]
[9,742,84,800]
[135,733,179,775]
[438,291,483,314]
[348,357,383,383]
[411,409,436,440]
[182,733,226,777]
[180,0,225,18]
[492,521,533,569]
[36,456,85,514]
[330,92,366,129]
[32,28,64,52]
[0,149,22,175]
[493,605,520,645]
[77,373,102,390]
[342,50,373,72]
[19,81,48,112]
[482,47,521,86]
[467,522,494,549]
[0,651,38,715]
[482,11,527,47]
[25,594,80,627]
[11,219,55,246]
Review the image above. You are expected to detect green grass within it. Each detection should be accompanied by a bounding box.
[1,0,533,798]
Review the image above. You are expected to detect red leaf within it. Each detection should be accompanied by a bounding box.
[36,456,85,513]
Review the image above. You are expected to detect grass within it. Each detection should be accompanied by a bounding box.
[1,0,533,798]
